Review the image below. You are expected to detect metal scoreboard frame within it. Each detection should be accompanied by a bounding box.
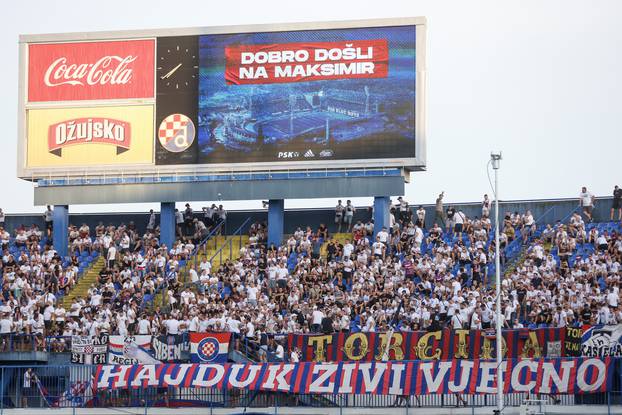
[17,17,427,182]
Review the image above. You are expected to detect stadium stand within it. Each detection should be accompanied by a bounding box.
[1,195,621,412]
[2,196,619,342]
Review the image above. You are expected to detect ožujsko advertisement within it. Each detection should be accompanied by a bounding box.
[26,105,154,168]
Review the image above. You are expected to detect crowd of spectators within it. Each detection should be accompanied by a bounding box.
[0,204,227,350]
[0,186,620,360]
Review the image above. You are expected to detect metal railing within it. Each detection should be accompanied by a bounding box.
[0,335,71,354]
[192,219,226,271]
[208,217,252,266]
[500,204,582,275]
[36,167,403,187]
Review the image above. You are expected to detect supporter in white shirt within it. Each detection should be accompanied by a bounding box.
[343,240,354,258]
[376,227,389,244]
[0,315,14,334]
[137,317,151,335]
[163,317,180,335]
[372,237,386,258]
[579,186,595,221]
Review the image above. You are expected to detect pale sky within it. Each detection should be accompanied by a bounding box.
[2,0,621,214]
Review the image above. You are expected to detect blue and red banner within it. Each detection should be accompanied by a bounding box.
[94,357,613,395]
[288,328,572,362]
[189,332,231,363]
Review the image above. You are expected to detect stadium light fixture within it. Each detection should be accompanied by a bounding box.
[490,151,503,414]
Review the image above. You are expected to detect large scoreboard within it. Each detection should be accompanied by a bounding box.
[18,18,426,180]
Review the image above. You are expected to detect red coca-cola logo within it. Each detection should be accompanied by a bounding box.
[28,40,154,102]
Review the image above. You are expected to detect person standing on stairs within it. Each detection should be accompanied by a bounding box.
[175,209,184,238]
[434,192,445,227]
[344,200,355,232]
[106,243,117,269]
[216,205,227,234]
[183,203,194,236]
[335,200,345,233]
[579,186,595,222]
[44,205,53,239]
[146,209,156,232]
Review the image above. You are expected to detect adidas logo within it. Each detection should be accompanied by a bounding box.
[304,149,315,158]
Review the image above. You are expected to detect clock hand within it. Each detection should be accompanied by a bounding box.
[160,63,183,80]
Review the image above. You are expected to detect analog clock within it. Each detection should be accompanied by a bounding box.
[157,42,198,92]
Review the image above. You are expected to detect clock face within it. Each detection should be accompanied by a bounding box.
[157,43,198,92]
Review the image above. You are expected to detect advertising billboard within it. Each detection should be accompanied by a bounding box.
[18,18,426,179]
[197,26,415,164]
[27,39,155,102]
[27,105,154,167]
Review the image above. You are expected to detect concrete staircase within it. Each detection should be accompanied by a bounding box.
[179,235,250,283]
[152,234,250,309]
[503,241,552,277]
[60,255,105,309]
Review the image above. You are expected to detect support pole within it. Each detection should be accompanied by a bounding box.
[268,199,284,248]
[52,205,68,258]
[373,196,390,238]
[160,202,175,250]
[491,152,503,414]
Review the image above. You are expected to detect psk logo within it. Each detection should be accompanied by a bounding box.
[197,337,220,362]
[158,113,195,153]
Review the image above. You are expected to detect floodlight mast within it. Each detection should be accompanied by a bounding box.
[491,152,502,414]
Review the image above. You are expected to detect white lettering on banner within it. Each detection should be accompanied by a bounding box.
[241,50,309,64]
[388,363,405,395]
[420,361,452,393]
[308,365,338,393]
[228,364,261,388]
[54,119,126,145]
[336,363,357,394]
[94,359,610,394]
[476,361,498,394]
[130,365,158,388]
[359,362,387,392]
[510,360,538,392]
[540,360,575,394]
[269,62,375,79]
[97,365,130,389]
[315,45,374,61]
[448,360,474,393]
[577,358,607,392]
[163,364,191,386]
[239,46,373,65]
[152,339,182,361]
[239,66,268,80]
[43,55,136,87]
[193,364,225,388]
[261,364,295,391]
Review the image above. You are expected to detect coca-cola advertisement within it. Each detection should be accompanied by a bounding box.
[28,39,154,102]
